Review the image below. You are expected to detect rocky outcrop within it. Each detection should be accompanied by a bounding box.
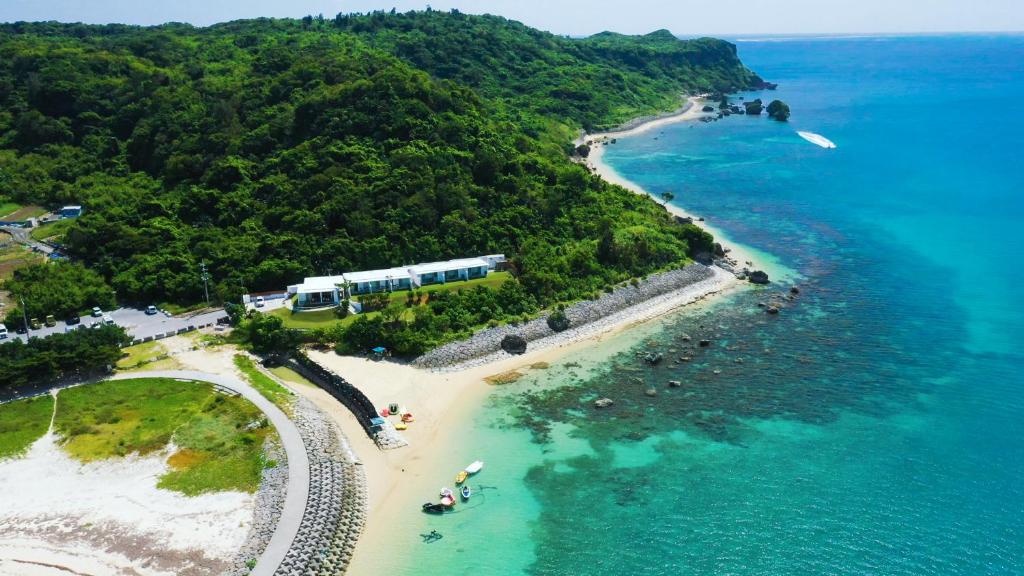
[744,99,763,116]
[701,105,715,112]
[748,270,770,285]
[767,100,791,121]
[594,398,614,408]
[500,334,528,355]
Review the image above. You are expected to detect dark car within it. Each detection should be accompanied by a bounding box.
[66,316,81,326]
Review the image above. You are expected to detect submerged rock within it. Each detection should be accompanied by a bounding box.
[645,388,658,397]
[667,380,682,387]
[699,339,711,348]
[594,398,614,408]
[766,306,780,315]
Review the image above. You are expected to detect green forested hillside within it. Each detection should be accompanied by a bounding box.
[334,11,761,131]
[0,12,749,342]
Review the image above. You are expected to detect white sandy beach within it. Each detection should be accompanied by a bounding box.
[0,430,253,576]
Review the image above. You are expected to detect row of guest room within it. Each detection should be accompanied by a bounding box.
[289,254,506,309]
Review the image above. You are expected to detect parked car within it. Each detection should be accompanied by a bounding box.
[0,323,7,339]
[102,314,115,326]
[255,296,265,308]
[145,305,158,315]
[30,317,41,330]
[44,315,56,327]
[91,306,103,317]
[66,315,81,326]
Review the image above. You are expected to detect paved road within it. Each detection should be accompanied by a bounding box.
[0,224,54,254]
[3,307,227,343]
[113,370,309,576]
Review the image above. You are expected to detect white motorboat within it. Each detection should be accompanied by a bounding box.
[464,460,484,474]
[797,131,837,149]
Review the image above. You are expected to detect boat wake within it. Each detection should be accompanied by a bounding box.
[797,131,837,149]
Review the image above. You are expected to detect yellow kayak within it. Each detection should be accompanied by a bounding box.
[395,421,408,430]
[455,470,469,485]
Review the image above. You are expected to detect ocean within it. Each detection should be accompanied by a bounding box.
[384,35,1024,574]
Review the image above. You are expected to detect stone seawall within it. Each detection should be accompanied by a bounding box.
[273,397,367,576]
[413,264,718,369]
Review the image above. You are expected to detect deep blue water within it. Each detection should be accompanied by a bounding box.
[391,35,1024,575]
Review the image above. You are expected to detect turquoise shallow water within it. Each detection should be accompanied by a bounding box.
[389,35,1024,574]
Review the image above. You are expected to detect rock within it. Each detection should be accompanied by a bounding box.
[713,242,726,257]
[701,105,715,112]
[713,369,722,375]
[735,358,744,364]
[748,270,770,285]
[744,99,763,115]
[679,356,691,362]
[667,380,682,387]
[766,306,780,314]
[756,302,766,308]
[546,310,570,332]
[500,334,528,355]
[674,215,694,225]
[767,100,791,121]
[790,286,800,295]
[699,339,711,347]
[680,334,691,342]
[643,352,664,365]
[645,388,658,397]
[594,398,614,408]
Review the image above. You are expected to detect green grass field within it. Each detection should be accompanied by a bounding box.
[0,201,21,219]
[29,218,73,242]
[233,354,295,413]
[53,378,276,495]
[0,242,45,280]
[0,395,55,460]
[268,365,317,388]
[115,340,168,370]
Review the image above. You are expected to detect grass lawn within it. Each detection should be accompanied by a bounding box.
[376,271,511,306]
[268,365,317,388]
[0,395,55,460]
[234,354,295,413]
[29,218,73,242]
[53,378,276,495]
[0,242,45,280]
[269,305,361,330]
[116,340,167,369]
[0,201,21,219]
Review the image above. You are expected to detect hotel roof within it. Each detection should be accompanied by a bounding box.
[409,258,489,275]
[342,267,413,284]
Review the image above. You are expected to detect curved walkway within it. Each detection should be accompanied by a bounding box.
[112,370,309,576]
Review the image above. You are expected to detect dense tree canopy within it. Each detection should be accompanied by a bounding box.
[0,324,129,389]
[3,262,115,326]
[0,12,754,352]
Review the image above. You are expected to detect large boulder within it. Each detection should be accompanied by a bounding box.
[500,334,528,355]
[546,310,570,332]
[594,398,614,408]
[748,270,770,285]
[767,100,791,121]
[744,99,763,115]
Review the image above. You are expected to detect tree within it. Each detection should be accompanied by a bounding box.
[244,313,300,356]
[575,144,591,158]
[661,191,675,205]
[767,100,791,121]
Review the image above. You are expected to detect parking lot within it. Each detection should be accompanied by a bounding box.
[2,307,227,343]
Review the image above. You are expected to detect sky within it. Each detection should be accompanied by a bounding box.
[0,0,1021,36]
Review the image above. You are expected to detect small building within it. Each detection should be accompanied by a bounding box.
[294,275,343,309]
[482,254,507,271]
[409,258,490,287]
[59,205,83,219]
[343,266,413,295]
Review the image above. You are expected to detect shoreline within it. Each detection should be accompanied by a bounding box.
[579,96,780,279]
[332,98,781,574]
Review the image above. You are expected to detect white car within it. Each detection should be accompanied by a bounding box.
[255,296,265,308]
[91,306,103,317]
[0,323,7,339]
[102,314,115,326]
[145,305,158,315]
